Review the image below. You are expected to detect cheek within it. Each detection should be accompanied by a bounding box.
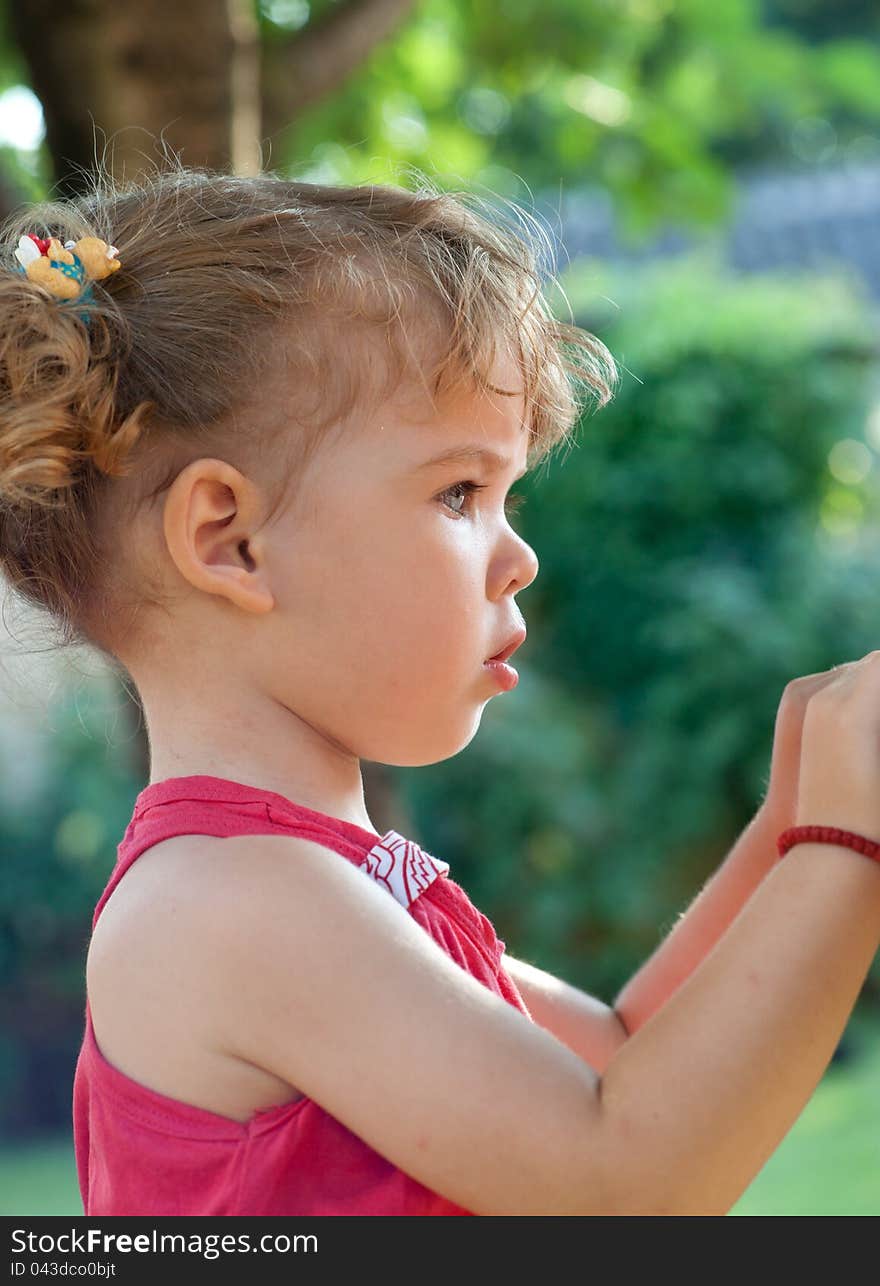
[386,522,483,610]
[342,505,461,589]
[277,506,483,658]
[364,546,483,677]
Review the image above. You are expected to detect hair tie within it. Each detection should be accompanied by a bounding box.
[12,233,121,322]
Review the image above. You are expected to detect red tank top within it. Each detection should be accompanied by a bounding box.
[72,775,533,1216]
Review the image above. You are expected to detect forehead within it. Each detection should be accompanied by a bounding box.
[408,442,529,481]
[375,345,532,476]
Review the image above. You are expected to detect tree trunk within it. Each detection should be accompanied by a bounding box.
[8,0,258,195]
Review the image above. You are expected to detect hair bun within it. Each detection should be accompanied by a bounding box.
[0,260,136,509]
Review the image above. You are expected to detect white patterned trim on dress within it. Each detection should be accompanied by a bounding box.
[359,830,450,910]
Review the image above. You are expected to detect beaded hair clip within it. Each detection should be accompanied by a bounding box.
[13,233,121,321]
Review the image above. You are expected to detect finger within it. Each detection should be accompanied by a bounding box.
[844,649,880,688]
[805,653,880,712]
[782,668,851,706]
[787,655,877,697]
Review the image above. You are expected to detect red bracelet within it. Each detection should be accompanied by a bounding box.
[777,825,880,863]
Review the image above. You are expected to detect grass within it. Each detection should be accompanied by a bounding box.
[0,1133,82,1217]
[1,1016,877,1216]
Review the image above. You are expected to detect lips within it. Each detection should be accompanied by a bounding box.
[486,627,527,664]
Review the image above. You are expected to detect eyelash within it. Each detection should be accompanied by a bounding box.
[438,480,527,522]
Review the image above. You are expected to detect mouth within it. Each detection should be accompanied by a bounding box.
[485,627,527,664]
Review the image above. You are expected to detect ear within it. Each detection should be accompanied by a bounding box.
[162,458,275,615]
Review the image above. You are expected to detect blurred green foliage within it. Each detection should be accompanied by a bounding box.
[263,0,880,239]
[400,246,880,1004]
[0,681,141,1136]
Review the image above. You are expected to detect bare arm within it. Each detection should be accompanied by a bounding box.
[208,831,880,1214]
[501,808,779,1069]
[613,809,781,1036]
[613,663,842,1037]
[500,951,626,1074]
[599,841,880,1212]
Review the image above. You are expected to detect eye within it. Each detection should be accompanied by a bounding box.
[438,480,527,523]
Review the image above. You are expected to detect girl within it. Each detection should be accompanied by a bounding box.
[1,163,878,1217]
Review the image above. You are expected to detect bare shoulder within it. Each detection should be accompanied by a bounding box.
[86,833,306,1123]
[199,830,612,1214]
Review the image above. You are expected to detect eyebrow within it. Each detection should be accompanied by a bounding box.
[413,445,528,480]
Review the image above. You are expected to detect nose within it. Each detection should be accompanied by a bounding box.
[522,538,539,590]
[507,529,539,593]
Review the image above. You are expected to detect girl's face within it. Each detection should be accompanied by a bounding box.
[261,346,540,767]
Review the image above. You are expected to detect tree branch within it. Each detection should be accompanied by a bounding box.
[261,0,417,145]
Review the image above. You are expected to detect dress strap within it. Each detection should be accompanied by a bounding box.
[359,830,449,910]
[95,777,451,929]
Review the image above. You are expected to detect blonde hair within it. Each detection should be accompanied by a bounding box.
[0,159,618,660]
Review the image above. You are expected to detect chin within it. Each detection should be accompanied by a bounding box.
[366,713,485,768]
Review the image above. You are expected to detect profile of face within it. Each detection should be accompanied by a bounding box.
[260,344,540,768]
[147,343,539,784]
